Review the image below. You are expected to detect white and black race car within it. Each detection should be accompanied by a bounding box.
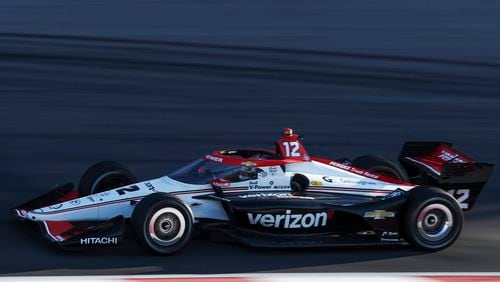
[11,128,493,254]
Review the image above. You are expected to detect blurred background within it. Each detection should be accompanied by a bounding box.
[0,0,499,275]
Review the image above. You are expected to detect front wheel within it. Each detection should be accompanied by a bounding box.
[79,161,137,196]
[401,187,463,251]
[131,193,193,255]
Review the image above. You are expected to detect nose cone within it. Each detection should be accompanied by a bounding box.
[11,208,29,219]
[25,209,41,220]
[26,197,99,221]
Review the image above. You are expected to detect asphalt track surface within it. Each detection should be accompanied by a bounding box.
[0,0,500,276]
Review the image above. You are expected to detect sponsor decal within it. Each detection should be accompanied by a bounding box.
[381,231,400,242]
[322,176,333,183]
[339,178,376,185]
[350,167,364,174]
[273,185,290,189]
[145,182,155,191]
[311,180,323,186]
[241,161,257,166]
[80,237,118,245]
[269,167,278,176]
[257,171,267,178]
[97,192,108,201]
[438,150,465,163]
[206,155,223,163]
[382,231,398,237]
[239,193,314,199]
[384,189,406,199]
[329,161,351,170]
[211,178,231,188]
[328,162,380,179]
[362,171,380,179]
[69,199,81,206]
[364,210,395,220]
[247,209,332,229]
[248,181,272,190]
[86,196,96,203]
[49,203,62,210]
[99,191,111,197]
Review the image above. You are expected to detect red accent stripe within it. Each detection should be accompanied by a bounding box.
[430,276,500,282]
[206,151,303,167]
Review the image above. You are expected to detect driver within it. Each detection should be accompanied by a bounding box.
[239,165,257,181]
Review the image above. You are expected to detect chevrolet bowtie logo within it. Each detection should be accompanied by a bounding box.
[241,161,257,167]
[364,210,395,220]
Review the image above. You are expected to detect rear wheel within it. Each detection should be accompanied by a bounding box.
[79,161,137,196]
[131,193,193,255]
[352,155,409,181]
[401,187,463,251]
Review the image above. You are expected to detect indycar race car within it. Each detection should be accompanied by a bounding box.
[11,128,493,254]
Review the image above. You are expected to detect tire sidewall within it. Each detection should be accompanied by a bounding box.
[132,194,193,254]
[403,188,463,251]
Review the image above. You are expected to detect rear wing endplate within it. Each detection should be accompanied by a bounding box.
[399,142,493,210]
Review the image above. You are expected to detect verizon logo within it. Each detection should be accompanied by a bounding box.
[247,210,332,229]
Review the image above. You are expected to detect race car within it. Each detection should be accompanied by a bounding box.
[11,128,493,254]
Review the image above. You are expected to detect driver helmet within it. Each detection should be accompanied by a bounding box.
[239,165,257,181]
[282,127,293,136]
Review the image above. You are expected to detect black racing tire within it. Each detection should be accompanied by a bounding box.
[291,182,302,193]
[131,193,193,255]
[351,155,409,181]
[290,174,309,193]
[79,161,137,196]
[401,187,463,251]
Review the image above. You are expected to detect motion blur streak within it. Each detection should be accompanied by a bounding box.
[0,0,499,276]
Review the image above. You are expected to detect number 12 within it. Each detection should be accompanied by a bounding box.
[283,141,300,157]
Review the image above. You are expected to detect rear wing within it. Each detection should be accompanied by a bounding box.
[399,142,493,211]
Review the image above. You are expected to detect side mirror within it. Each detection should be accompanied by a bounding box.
[209,178,231,196]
